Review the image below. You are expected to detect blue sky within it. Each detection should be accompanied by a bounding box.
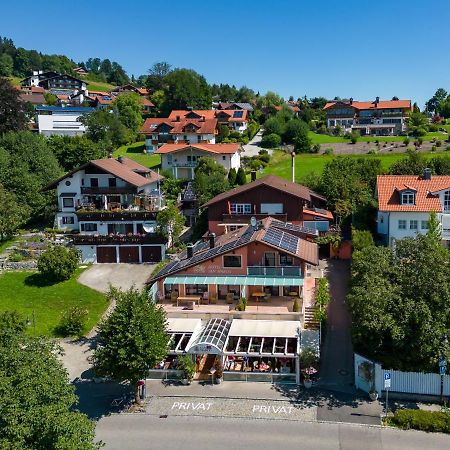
[1,0,449,107]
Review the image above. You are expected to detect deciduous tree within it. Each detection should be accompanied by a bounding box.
[156,203,185,248]
[0,77,27,133]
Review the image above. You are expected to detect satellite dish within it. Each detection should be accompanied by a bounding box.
[250,216,257,228]
[142,221,155,233]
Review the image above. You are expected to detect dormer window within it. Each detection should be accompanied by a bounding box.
[401,191,415,205]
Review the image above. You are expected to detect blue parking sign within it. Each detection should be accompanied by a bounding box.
[384,372,391,388]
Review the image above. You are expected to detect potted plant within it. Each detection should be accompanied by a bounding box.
[360,361,378,401]
[303,367,317,388]
[214,358,224,384]
[300,347,319,389]
[178,355,195,385]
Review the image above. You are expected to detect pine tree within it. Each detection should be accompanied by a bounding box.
[236,167,247,185]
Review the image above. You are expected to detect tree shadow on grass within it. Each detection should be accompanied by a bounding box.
[124,144,145,154]
[24,272,59,287]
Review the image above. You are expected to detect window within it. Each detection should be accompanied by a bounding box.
[421,220,429,230]
[223,254,242,268]
[185,284,207,295]
[62,216,74,224]
[230,203,252,215]
[222,155,226,160]
[410,220,418,230]
[90,178,98,187]
[62,197,74,208]
[279,253,293,266]
[398,220,406,230]
[401,191,415,205]
[444,190,450,212]
[167,155,173,165]
[80,223,97,231]
[108,178,116,187]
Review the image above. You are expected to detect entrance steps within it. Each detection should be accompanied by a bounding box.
[304,306,320,330]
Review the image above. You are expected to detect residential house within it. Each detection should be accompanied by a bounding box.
[44,157,166,263]
[169,109,248,133]
[156,143,241,180]
[73,67,88,76]
[149,216,318,306]
[140,116,217,153]
[36,105,95,136]
[217,102,254,112]
[110,84,150,96]
[203,174,332,236]
[376,170,450,246]
[324,97,411,136]
[21,70,87,93]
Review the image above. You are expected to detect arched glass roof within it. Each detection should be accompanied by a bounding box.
[187,318,231,355]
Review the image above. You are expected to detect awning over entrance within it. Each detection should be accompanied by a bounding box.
[164,275,304,287]
[187,318,231,355]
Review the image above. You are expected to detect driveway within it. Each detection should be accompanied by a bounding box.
[318,259,354,393]
[241,130,271,157]
[78,263,156,293]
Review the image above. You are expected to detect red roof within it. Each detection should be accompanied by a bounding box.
[156,143,241,155]
[169,109,247,123]
[377,175,450,212]
[140,117,217,135]
[324,99,411,111]
[142,98,154,107]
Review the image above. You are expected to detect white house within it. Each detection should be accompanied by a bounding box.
[156,143,242,180]
[36,106,95,137]
[376,170,450,246]
[140,116,217,154]
[44,157,166,263]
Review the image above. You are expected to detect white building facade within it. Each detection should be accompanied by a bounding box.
[36,106,95,137]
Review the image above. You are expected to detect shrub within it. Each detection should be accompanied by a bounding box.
[432,145,437,152]
[403,137,410,146]
[312,143,320,153]
[350,131,360,144]
[260,133,281,148]
[58,306,88,336]
[37,245,79,282]
[428,123,439,132]
[236,297,247,311]
[8,251,25,262]
[436,140,442,147]
[236,167,246,185]
[324,147,334,156]
[387,409,450,434]
[368,149,378,155]
[352,228,375,251]
[178,355,195,381]
[447,145,450,151]
[293,298,300,312]
[258,152,270,163]
[239,135,249,145]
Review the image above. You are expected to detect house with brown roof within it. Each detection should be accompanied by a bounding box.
[376,170,450,246]
[156,143,242,179]
[140,116,217,153]
[44,157,166,263]
[149,216,318,307]
[203,174,332,236]
[324,97,412,136]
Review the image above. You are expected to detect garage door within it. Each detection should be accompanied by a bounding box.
[142,245,162,263]
[97,246,117,263]
[119,246,140,263]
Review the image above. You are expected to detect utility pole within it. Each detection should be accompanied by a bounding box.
[291,151,296,183]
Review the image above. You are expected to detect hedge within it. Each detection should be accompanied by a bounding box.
[387,409,450,434]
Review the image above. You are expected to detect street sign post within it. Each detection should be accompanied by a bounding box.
[439,358,447,403]
[384,372,391,417]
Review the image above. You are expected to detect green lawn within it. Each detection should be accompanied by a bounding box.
[113,142,161,169]
[86,80,115,92]
[0,269,108,336]
[309,131,448,145]
[263,150,436,182]
[0,238,16,254]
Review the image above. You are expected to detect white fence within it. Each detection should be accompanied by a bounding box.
[355,353,450,397]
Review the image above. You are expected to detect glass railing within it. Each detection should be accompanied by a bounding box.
[247,266,301,277]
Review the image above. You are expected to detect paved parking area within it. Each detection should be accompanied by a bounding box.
[78,263,156,293]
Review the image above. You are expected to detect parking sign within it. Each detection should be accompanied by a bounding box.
[384,372,391,389]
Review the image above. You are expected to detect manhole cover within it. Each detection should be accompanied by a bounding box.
[159,415,168,419]
[338,369,349,376]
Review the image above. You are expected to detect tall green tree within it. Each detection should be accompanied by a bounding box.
[80,109,130,146]
[425,88,448,114]
[146,61,172,91]
[0,183,28,240]
[113,92,144,132]
[0,327,100,449]
[94,288,169,404]
[293,121,312,152]
[0,77,27,134]
[156,203,185,248]
[193,157,229,205]
[406,111,428,136]
[236,167,247,186]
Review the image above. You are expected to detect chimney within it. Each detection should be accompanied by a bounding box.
[209,233,216,249]
[424,168,432,180]
[118,156,124,164]
[201,115,205,122]
[375,96,380,106]
[349,97,353,105]
[186,243,194,259]
[250,170,257,182]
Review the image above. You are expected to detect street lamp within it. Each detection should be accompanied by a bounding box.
[439,335,448,403]
[25,310,36,335]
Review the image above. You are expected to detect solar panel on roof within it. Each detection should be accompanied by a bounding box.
[232,111,243,118]
[314,207,329,215]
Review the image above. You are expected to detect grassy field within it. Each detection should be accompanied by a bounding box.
[0,269,108,336]
[113,142,161,169]
[263,150,436,182]
[86,80,115,92]
[309,131,448,145]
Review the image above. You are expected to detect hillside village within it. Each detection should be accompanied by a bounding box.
[2,31,450,448]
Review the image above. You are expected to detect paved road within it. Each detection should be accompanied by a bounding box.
[318,259,354,392]
[241,130,268,157]
[78,263,156,293]
[95,414,449,450]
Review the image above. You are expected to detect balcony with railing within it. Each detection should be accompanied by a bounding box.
[247,266,302,277]
[71,233,166,245]
[222,213,288,223]
[80,186,136,195]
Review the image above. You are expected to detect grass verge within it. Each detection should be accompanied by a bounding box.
[0,268,108,336]
[113,142,161,169]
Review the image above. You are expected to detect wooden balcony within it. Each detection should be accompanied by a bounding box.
[222,213,288,223]
[75,210,158,221]
[80,186,136,195]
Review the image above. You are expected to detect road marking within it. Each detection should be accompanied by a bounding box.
[171,402,213,411]
[252,404,294,414]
